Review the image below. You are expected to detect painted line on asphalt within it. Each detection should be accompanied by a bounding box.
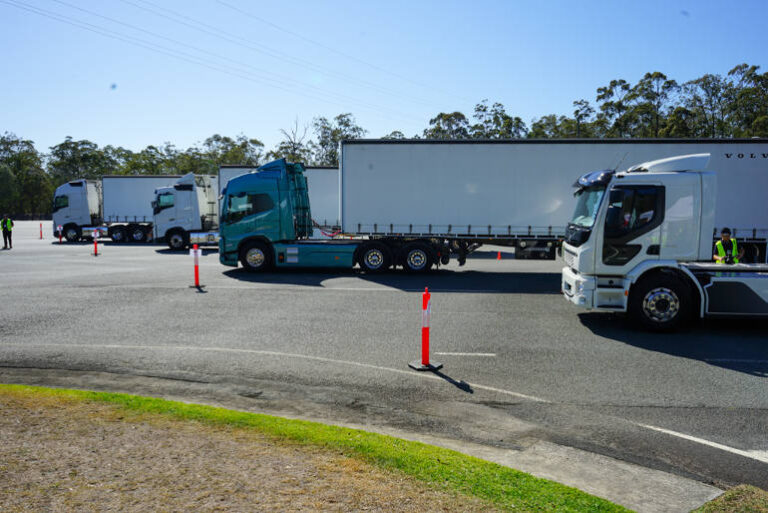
[637,423,768,465]
[1,342,549,403]
[705,359,768,364]
[436,352,496,357]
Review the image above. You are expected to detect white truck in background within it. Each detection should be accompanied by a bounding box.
[562,152,768,331]
[152,174,219,249]
[52,175,181,242]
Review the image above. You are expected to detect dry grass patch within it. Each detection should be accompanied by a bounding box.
[0,388,498,512]
[694,484,768,513]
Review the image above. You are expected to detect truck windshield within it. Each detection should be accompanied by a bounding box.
[570,186,605,228]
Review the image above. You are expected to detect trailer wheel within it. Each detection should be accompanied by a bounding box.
[110,226,127,243]
[128,225,146,243]
[358,242,391,273]
[628,273,692,332]
[402,243,433,273]
[240,241,273,272]
[166,230,188,250]
[64,224,81,243]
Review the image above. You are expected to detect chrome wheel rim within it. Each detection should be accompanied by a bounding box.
[170,234,183,248]
[642,287,680,323]
[407,249,427,270]
[364,249,384,270]
[66,228,78,239]
[113,230,124,241]
[131,229,144,241]
[246,248,265,268]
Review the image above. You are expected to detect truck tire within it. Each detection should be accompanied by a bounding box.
[64,224,81,243]
[401,242,433,273]
[240,241,273,272]
[110,226,127,243]
[628,273,692,332]
[358,242,391,273]
[166,230,188,251]
[128,225,146,243]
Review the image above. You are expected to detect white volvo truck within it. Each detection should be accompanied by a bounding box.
[52,175,181,242]
[561,153,768,330]
[152,174,219,249]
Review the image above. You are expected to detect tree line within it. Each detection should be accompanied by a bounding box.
[1,63,766,216]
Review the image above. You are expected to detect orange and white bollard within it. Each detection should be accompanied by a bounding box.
[497,251,502,260]
[190,244,204,289]
[409,287,442,371]
[57,224,63,244]
[93,230,99,256]
[39,223,43,239]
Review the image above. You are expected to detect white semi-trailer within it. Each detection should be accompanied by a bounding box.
[562,151,768,330]
[53,175,181,242]
[341,139,768,260]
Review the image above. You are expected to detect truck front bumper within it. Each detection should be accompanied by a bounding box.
[561,266,595,308]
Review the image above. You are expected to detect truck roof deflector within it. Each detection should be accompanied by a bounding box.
[627,153,711,174]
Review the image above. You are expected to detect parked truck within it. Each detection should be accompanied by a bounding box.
[218,139,768,273]
[152,174,219,249]
[152,166,340,250]
[561,151,768,330]
[53,175,181,242]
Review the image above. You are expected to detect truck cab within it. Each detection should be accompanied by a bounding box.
[153,174,218,250]
[562,154,768,330]
[219,159,359,271]
[52,179,102,241]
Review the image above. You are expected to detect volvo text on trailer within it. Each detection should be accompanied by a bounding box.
[562,151,768,330]
[52,175,181,242]
[217,139,768,273]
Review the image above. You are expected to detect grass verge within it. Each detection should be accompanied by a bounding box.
[1,383,628,512]
[693,484,768,512]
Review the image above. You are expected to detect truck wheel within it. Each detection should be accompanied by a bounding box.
[64,224,81,243]
[128,225,146,243]
[240,241,273,272]
[628,274,692,332]
[166,230,188,251]
[110,226,127,243]
[358,242,391,273]
[402,243,433,273]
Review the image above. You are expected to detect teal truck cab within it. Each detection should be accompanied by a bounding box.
[219,159,359,270]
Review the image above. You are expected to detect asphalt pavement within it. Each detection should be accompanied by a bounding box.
[3,221,767,512]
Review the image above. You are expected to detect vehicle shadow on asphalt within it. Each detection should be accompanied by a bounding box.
[578,312,768,377]
[222,268,562,294]
[155,248,218,256]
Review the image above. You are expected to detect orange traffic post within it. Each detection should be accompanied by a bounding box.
[409,287,442,371]
[497,251,501,260]
[39,223,43,239]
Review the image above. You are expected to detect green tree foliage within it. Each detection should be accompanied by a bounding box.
[471,100,528,139]
[382,130,406,139]
[266,119,316,164]
[48,137,122,183]
[312,113,367,166]
[0,132,52,215]
[423,112,471,139]
[0,163,20,214]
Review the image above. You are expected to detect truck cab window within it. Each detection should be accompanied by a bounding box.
[227,193,274,222]
[603,186,665,265]
[153,193,174,214]
[53,195,69,212]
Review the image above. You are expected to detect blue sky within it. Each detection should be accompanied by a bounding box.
[1,0,766,154]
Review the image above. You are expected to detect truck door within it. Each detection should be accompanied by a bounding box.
[595,185,665,275]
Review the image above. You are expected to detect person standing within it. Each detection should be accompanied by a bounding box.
[1,214,13,249]
[713,227,744,264]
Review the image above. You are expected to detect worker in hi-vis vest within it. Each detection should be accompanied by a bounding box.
[1,214,12,250]
[713,227,744,264]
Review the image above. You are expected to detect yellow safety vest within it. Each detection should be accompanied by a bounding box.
[2,219,11,231]
[715,238,738,264]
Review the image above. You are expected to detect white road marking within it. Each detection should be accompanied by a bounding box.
[637,423,768,464]
[0,342,548,403]
[435,352,496,357]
